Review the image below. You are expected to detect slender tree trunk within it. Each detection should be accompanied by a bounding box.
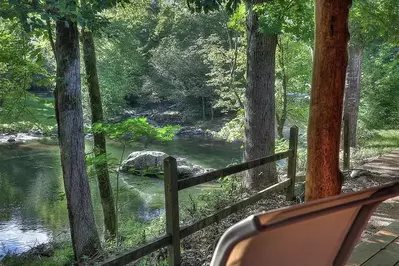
[305,0,351,201]
[211,103,214,121]
[244,0,277,190]
[276,39,288,139]
[228,30,245,110]
[202,96,206,120]
[46,19,56,62]
[55,19,101,261]
[343,44,363,147]
[82,29,117,239]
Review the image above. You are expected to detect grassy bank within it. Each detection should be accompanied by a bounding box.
[1,243,74,266]
[0,95,56,134]
[351,130,399,167]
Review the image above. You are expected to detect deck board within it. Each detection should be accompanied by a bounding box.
[347,222,399,266]
[362,238,399,266]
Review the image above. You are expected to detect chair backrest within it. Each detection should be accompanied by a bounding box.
[210,182,399,266]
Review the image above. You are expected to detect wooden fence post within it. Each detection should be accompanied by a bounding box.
[286,126,298,201]
[343,113,350,170]
[164,156,181,266]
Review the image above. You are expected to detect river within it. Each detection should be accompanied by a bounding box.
[0,137,242,258]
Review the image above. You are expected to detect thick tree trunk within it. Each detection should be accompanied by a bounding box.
[343,44,363,147]
[55,19,101,261]
[305,0,351,201]
[244,0,277,190]
[82,29,117,239]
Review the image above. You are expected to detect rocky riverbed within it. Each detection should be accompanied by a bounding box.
[0,132,44,143]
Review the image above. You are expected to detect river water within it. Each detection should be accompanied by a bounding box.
[0,138,242,258]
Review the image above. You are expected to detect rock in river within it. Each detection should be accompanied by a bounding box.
[175,126,213,138]
[121,151,214,179]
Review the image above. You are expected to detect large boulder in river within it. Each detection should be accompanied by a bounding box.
[121,151,168,172]
[121,151,214,179]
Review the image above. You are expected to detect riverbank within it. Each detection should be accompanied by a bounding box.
[0,93,232,143]
[0,135,242,265]
[1,129,398,265]
[3,161,396,266]
[0,132,48,143]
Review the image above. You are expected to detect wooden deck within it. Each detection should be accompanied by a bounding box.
[347,222,399,266]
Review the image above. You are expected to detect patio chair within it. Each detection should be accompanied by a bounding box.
[210,182,399,266]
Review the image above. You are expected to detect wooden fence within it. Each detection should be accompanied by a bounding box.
[343,112,350,170]
[101,126,299,266]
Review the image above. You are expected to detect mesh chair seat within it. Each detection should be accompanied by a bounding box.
[211,182,399,266]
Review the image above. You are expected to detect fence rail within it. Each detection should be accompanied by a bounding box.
[343,112,350,170]
[179,178,291,239]
[177,150,293,190]
[101,126,299,266]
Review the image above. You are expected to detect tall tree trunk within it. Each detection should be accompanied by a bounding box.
[276,79,287,139]
[202,96,206,120]
[305,0,351,201]
[343,44,363,147]
[211,102,214,121]
[55,19,101,261]
[244,0,277,190]
[276,38,288,139]
[82,29,117,239]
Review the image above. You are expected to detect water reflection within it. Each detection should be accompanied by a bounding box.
[0,138,242,257]
[0,213,51,259]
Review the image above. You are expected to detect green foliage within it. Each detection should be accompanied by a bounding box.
[186,0,241,14]
[349,0,399,46]
[91,0,158,115]
[1,242,74,266]
[183,173,246,221]
[351,130,399,167]
[254,0,313,41]
[227,3,245,33]
[214,110,244,142]
[356,121,378,146]
[146,8,229,119]
[1,0,130,32]
[117,215,166,247]
[360,44,399,129]
[275,137,289,153]
[187,0,314,40]
[149,35,213,107]
[0,17,55,133]
[275,35,312,131]
[92,117,179,145]
[200,33,246,112]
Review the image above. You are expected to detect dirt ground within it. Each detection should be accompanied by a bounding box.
[350,150,399,242]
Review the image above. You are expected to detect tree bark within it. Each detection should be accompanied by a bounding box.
[343,44,363,147]
[244,0,277,190]
[82,29,117,239]
[46,19,56,62]
[55,19,101,261]
[305,0,351,201]
[276,38,288,139]
[202,96,206,120]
